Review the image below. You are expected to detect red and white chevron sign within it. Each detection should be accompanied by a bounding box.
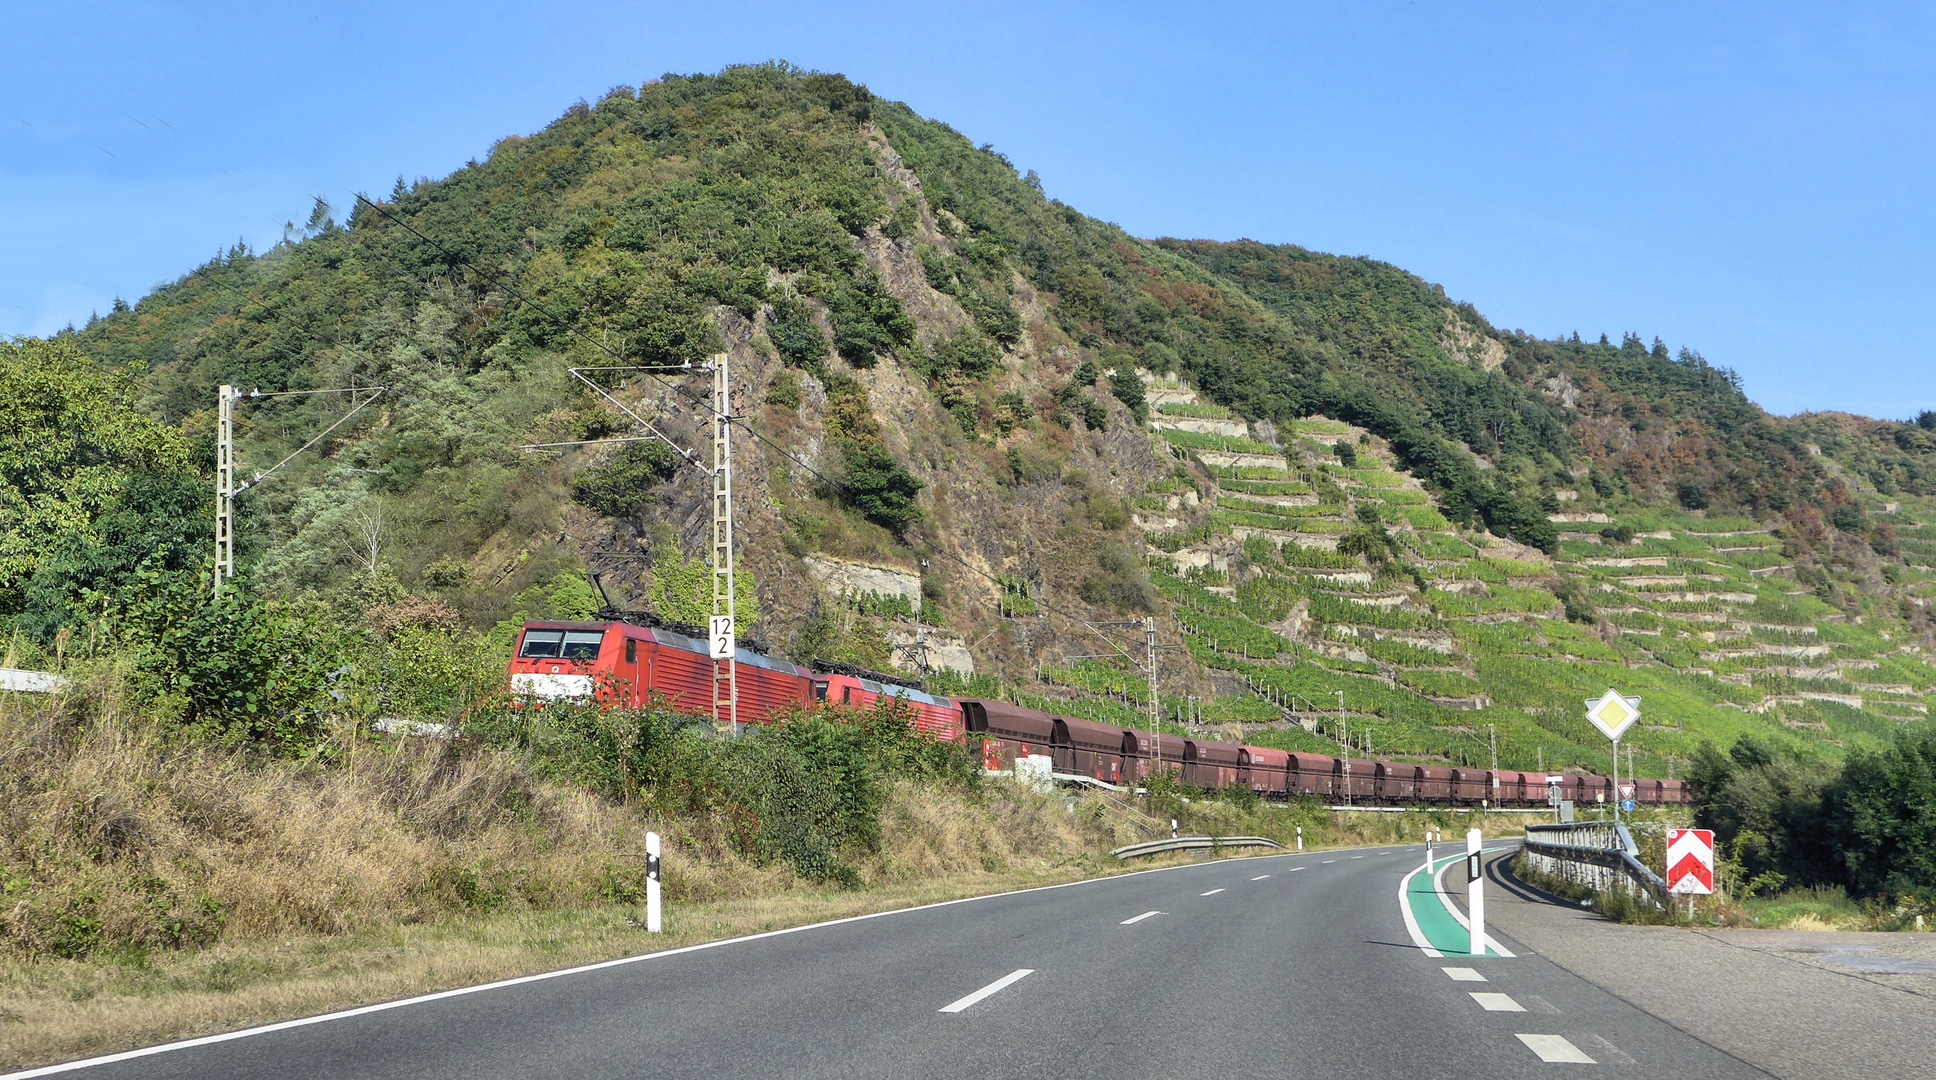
[1666,828,1715,895]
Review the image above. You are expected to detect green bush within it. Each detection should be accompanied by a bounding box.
[767,296,828,367]
[842,442,925,535]
[467,695,977,884]
[1827,728,1936,898]
[568,441,681,519]
[920,328,999,381]
[1108,368,1148,422]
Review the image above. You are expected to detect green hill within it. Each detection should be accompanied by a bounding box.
[8,60,1936,776]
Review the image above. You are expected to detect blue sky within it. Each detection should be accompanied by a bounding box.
[5,1,1932,418]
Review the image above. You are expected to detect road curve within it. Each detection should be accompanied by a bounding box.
[8,843,1769,1080]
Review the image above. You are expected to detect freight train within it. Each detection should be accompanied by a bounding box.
[507,618,1691,807]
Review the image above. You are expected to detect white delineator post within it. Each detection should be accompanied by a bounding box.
[1296,826,1303,851]
[1467,827,1485,957]
[1424,831,1434,875]
[645,831,663,934]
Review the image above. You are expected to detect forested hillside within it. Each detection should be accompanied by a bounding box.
[9,60,1936,779]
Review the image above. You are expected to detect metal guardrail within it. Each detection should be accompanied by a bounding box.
[1522,821,1669,905]
[1111,835,1284,860]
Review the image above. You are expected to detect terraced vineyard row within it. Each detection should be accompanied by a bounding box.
[1106,372,1936,777]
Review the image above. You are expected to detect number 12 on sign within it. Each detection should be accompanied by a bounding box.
[708,616,736,660]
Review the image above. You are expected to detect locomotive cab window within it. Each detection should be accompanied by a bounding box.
[560,631,605,659]
[625,639,637,664]
[518,630,564,658]
[813,682,828,702]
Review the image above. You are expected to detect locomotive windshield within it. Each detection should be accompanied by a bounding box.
[518,629,606,659]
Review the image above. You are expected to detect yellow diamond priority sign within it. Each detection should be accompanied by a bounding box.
[1585,689,1640,741]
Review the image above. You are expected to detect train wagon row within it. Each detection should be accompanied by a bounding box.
[959,697,1691,807]
[506,620,1692,807]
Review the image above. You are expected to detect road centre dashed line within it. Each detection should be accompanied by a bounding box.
[1250,875,1270,881]
[938,969,1034,1013]
[1200,888,1226,896]
[1577,1033,1635,1065]
[1350,855,1365,859]
[1120,910,1162,925]
[1470,992,1525,1012]
[1516,1034,1596,1063]
[1322,859,1337,864]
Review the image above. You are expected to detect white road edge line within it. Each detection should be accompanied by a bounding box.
[939,969,1034,1013]
[2,845,1353,1080]
[1516,1034,1596,1063]
[1121,910,1163,924]
[1432,848,1518,957]
[1201,888,1226,896]
[1396,848,1509,959]
[1397,856,1443,958]
[1470,992,1525,1012]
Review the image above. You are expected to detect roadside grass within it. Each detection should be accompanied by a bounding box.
[1734,885,1868,930]
[2,853,1201,1071]
[0,755,1459,1072]
[1510,854,1896,932]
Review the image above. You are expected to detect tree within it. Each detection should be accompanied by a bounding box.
[17,471,207,642]
[344,499,386,575]
[569,440,681,519]
[0,338,191,601]
[1107,367,1147,423]
[1825,729,1936,898]
[842,442,924,535]
[1688,737,1838,893]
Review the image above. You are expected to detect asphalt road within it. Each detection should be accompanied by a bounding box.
[13,843,1770,1080]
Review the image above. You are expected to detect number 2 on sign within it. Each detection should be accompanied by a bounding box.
[709,616,736,659]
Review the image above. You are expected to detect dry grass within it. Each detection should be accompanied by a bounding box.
[0,674,675,958]
[0,676,1451,1071]
[0,677,1170,1069]
[0,857,1178,1070]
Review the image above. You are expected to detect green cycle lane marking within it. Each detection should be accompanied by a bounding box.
[1397,848,1514,958]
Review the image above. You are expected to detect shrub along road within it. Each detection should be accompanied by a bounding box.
[10,842,1770,1080]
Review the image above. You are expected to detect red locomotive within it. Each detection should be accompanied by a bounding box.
[506,619,1692,808]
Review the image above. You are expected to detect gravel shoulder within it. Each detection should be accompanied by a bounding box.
[1473,850,1936,1080]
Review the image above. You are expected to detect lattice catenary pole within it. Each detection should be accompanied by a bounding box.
[213,385,236,598]
[1146,617,1160,784]
[710,352,739,736]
